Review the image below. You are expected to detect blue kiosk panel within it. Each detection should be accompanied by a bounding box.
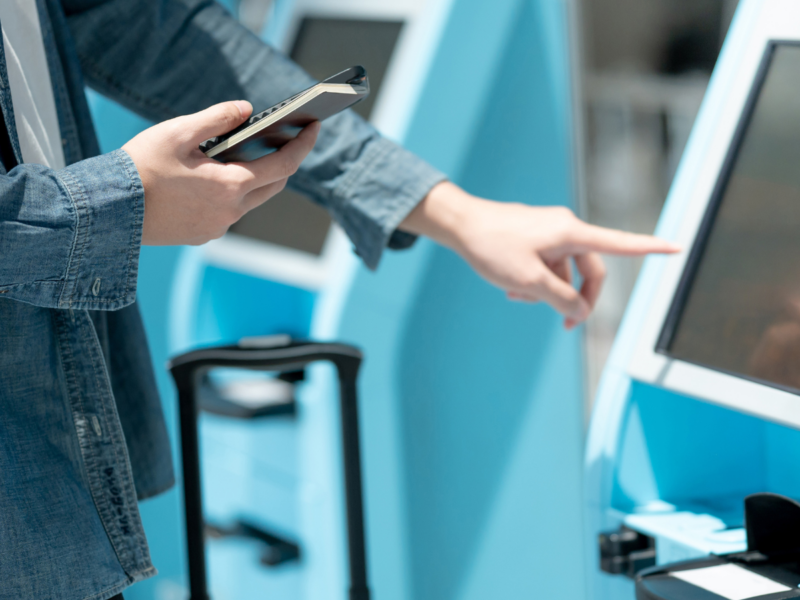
[585,1,800,598]
[334,2,587,599]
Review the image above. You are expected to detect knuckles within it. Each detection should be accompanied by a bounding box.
[208,167,250,206]
[219,169,250,197]
[517,270,546,290]
[276,154,301,180]
[202,105,242,139]
[548,206,579,244]
[214,196,246,229]
[554,206,575,219]
[551,206,576,229]
[210,225,231,241]
[165,119,196,148]
[220,107,241,128]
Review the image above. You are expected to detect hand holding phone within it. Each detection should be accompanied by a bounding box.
[123,100,320,246]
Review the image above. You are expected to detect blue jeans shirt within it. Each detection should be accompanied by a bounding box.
[0,1,445,598]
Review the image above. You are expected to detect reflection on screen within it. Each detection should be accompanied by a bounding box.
[665,43,800,392]
[227,17,404,256]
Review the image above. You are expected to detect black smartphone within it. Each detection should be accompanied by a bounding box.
[201,66,369,163]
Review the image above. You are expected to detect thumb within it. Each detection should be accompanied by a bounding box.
[184,100,252,144]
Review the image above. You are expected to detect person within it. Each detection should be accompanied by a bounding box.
[0,0,677,598]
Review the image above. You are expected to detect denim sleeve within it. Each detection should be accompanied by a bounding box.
[0,149,144,309]
[61,0,446,269]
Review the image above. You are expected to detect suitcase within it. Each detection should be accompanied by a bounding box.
[169,338,370,600]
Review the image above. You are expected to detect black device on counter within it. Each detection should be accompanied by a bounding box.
[201,65,370,163]
[635,493,800,600]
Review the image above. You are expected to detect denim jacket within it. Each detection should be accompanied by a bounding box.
[0,1,445,598]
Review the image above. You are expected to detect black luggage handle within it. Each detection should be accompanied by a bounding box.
[169,339,370,600]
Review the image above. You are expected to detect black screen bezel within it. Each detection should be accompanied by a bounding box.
[655,40,800,397]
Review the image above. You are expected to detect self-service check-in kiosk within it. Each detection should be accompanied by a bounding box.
[586,1,800,598]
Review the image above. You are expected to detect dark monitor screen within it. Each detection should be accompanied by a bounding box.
[227,17,404,256]
[658,42,800,394]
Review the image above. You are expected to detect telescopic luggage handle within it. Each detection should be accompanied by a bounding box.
[169,338,370,600]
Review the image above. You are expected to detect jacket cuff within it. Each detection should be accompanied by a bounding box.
[55,149,144,310]
[329,138,447,270]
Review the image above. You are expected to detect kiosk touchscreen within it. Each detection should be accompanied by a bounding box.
[587,2,800,599]
[628,31,800,428]
[657,41,800,396]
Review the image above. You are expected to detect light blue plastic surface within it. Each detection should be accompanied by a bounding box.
[584,1,800,598]
[88,0,587,598]
[317,1,587,599]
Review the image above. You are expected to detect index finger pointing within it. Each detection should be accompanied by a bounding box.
[567,223,681,256]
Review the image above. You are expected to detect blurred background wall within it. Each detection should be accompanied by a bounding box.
[578,0,740,404]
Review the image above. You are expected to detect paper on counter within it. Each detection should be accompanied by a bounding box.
[671,563,791,600]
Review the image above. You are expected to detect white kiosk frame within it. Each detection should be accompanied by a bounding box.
[628,0,800,430]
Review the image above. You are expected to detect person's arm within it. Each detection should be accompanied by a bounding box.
[0,100,318,308]
[60,0,676,327]
[400,182,679,328]
[0,151,143,310]
[61,0,446,269]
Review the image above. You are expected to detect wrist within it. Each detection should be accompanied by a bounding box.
[400,181,481,254]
